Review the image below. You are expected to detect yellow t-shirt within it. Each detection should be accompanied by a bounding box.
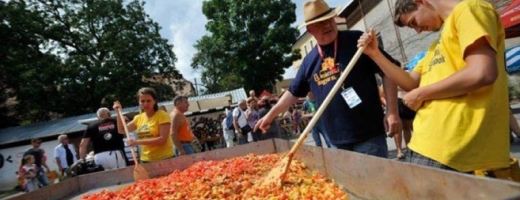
[410,0,509,172]
[133,110,174,162]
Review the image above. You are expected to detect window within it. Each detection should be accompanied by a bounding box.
[310,40,314,47]
[304,45,308,54]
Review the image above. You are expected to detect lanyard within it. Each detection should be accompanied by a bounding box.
[317,39,337,61]
[317,39,346,90]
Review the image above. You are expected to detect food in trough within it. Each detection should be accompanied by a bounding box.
[81,154,347,199]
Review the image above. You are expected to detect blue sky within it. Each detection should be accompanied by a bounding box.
[141,0,347,83]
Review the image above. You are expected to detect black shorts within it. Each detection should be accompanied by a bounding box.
[398,98,416,120]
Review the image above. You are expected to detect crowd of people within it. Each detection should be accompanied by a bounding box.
[221,90,285,148]
[15,0,520,193]
[17,88,199,192]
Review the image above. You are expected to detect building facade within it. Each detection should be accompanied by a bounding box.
[292,0,514,69]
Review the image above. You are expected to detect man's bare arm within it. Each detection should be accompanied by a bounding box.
[170,113,184,153]
[369,52,421,91]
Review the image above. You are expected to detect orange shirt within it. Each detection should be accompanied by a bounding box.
[177,115,194,142]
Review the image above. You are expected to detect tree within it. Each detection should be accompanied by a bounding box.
[192,35,228,94]
[192,0,301,94]
[0,0,62,123]
[0,0,181,123]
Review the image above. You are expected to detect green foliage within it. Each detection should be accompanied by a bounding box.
[0,0,181,123]
[192,0,301,94]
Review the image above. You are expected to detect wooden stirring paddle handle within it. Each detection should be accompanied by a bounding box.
[288,46,366,155]
[117,108,139,165]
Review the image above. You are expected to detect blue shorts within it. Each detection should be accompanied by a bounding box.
[175,142,196,157]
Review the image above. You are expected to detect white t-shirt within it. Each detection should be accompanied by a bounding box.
[54,144,78,169]
[233,107,248,128]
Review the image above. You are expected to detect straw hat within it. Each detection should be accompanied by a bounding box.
[298,0,340,29]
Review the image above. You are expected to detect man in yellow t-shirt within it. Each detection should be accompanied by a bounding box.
[357,0,509,173]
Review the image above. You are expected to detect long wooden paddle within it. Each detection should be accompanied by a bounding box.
[258,46,366,187]
[116,108,149,181]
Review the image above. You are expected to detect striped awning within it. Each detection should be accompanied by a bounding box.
[501,0,520,38]
[507,44,520,74]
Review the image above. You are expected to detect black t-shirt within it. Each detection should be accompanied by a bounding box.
[289,30,400,145]
[23,148,44,168]
[83,119,125,154]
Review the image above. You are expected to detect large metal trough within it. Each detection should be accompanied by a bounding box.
[10,139,520,200]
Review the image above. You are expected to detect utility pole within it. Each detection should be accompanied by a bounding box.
[386,0,408,65]
[194,78,199,96]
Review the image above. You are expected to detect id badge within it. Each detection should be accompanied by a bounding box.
[341,87,362,108]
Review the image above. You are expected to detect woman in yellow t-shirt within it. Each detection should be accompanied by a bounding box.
[113,87,174,162]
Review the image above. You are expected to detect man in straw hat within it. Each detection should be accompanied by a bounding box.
[357,0,510,174]
[255,0,401,158]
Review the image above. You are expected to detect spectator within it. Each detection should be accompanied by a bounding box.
[510,109,520,143]
[54,134,78,175]
[170,95,196,156]
[381,86,415,159]
[79,107,127,170]
[233,100,251,145]
[292,105,302,135]
[19,155,39,192]
[258,96,281,139]
[20,138,50,187]
[248,90,259,103]
[246,98,261,142]
[159,105,168,112]
[396,87,415,159]
[222,109,235,148]
[283,107,293,123]
[302,92,332,148]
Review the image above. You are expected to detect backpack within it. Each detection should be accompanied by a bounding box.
[225,108,241,130]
